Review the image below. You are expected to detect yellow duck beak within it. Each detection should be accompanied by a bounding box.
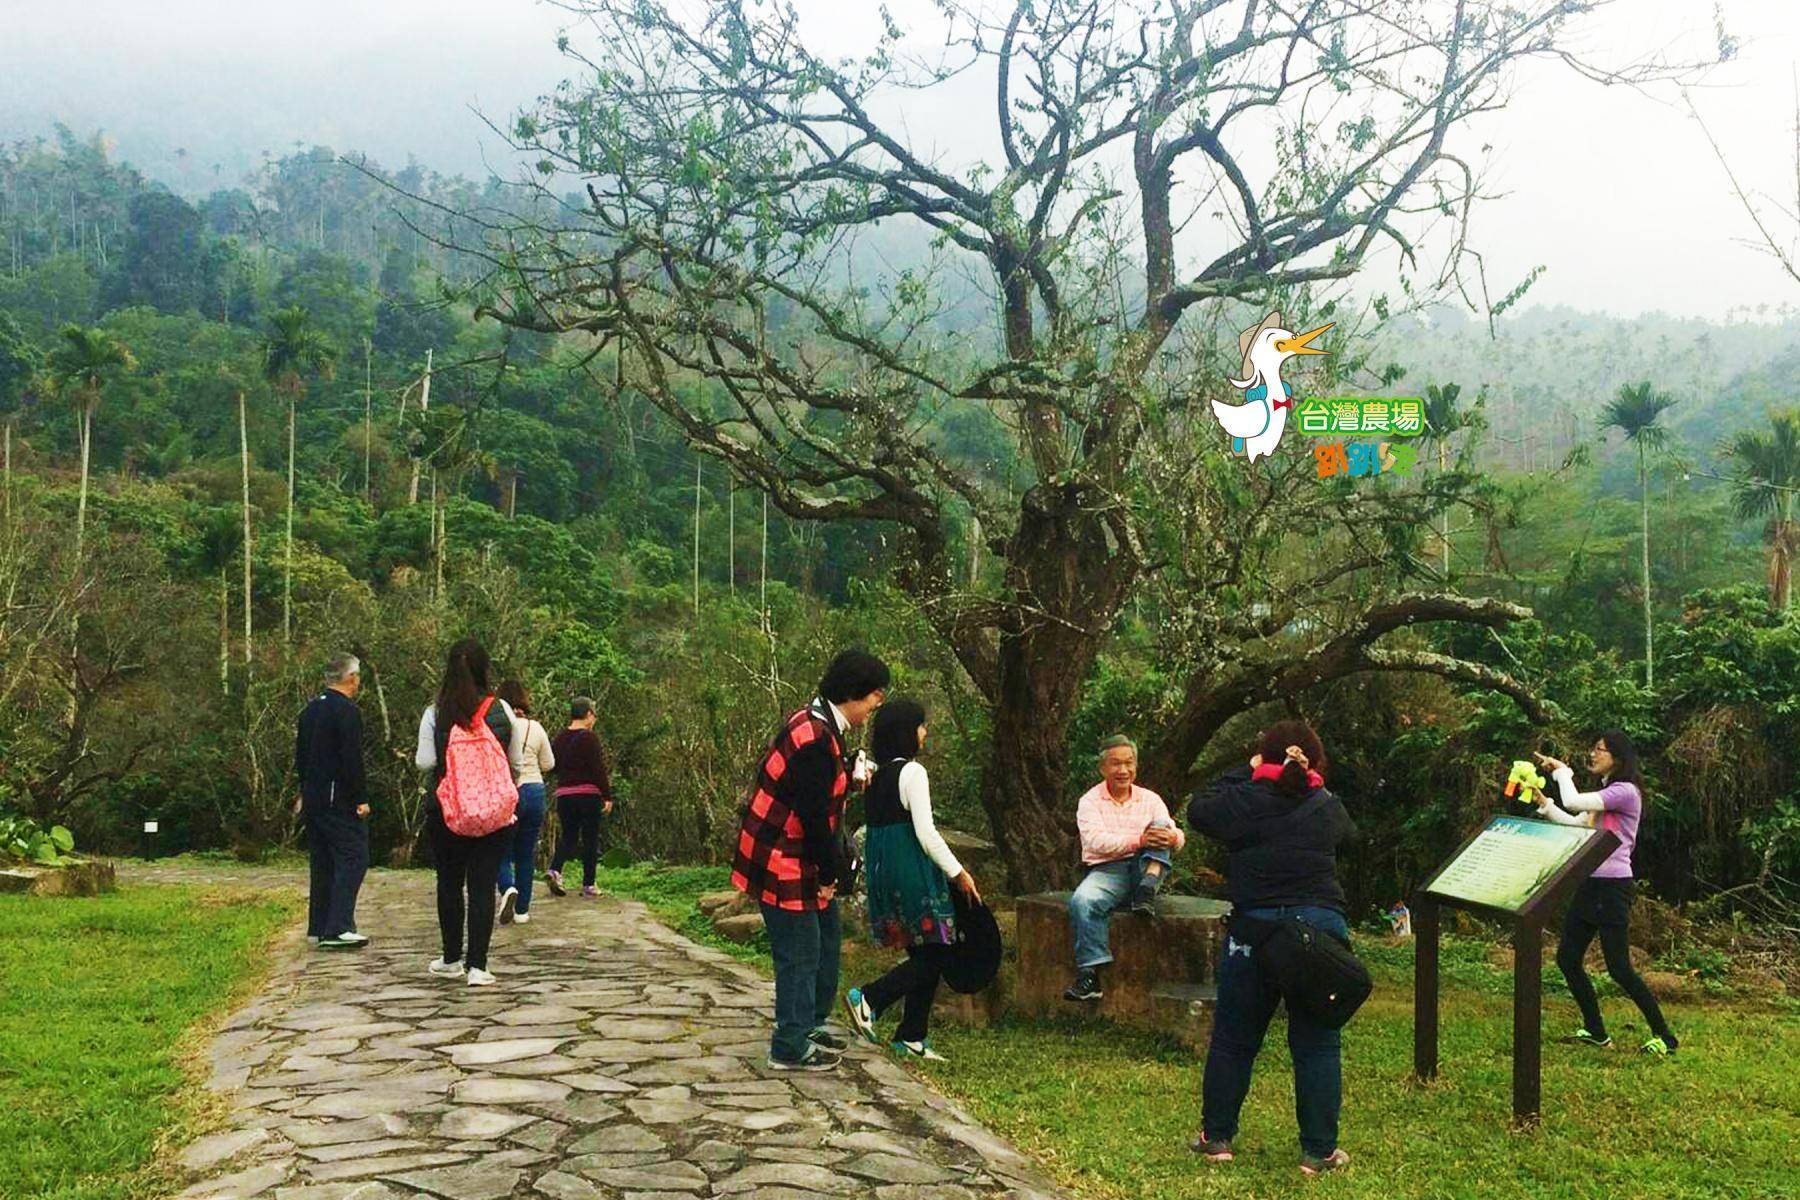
[1276,322,1332,356]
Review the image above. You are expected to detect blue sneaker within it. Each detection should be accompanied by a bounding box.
[891,1039,946,1062]
[843,988,880,1045]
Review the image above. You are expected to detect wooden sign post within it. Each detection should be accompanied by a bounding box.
[1412,815,1619,1124]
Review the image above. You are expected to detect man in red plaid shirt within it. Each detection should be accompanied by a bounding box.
[732,649,889,1071]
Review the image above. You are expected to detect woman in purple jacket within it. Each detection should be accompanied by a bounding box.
[1534,730,1678,1055]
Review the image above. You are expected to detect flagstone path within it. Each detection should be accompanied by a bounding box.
[127,863,1067,1200]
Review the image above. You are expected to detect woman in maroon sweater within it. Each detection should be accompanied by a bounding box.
[547,697,614,897]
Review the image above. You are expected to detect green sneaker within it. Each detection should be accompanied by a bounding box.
[1560,1028,1612,1048]
[317,936,365,951]
[1640,1036,1673,1056]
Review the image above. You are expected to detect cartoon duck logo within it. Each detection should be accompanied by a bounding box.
[1213,310,1332,463]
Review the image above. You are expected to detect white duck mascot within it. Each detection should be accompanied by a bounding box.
[1212,310,1331,462]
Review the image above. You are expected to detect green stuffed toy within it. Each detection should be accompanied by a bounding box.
[1503,759,1547,808]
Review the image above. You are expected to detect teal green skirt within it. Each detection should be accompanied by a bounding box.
[864,822,957,949]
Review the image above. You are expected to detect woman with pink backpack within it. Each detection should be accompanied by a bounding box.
[414,638,526,987]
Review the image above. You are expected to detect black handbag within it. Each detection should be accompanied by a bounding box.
[1227,791,1373,1030]
[833,824,862,897]
[1231,911,1372,1030]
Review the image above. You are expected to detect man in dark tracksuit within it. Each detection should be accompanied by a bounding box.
[295,652,371,950]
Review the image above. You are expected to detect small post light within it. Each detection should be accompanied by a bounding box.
[142,818,159,862]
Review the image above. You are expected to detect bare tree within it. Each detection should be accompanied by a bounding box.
[461,0,1697,886]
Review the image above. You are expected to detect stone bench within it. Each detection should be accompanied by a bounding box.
[0,859,117,896]
[1014,891,1230,1047]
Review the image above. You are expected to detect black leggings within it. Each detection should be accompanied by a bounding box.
[1556,877,1675,1044]
[427,805,509,970]
[552,794,603,887]
[860,943,955,1043]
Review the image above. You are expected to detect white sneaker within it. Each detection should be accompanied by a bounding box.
[467,967,498,987]
[429,958,466,978]
[497,888,518,925]
[513,912,531,925]
[335,931,370,945]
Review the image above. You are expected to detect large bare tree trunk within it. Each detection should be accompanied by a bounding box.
[978,486,1140,891]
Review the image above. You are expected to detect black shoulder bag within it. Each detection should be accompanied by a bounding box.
[1228,792,1372,1031]
[833,825,862,897]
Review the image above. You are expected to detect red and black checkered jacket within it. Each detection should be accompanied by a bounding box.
[730,702,847,912]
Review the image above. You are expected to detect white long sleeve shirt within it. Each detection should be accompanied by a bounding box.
[897,760,963,879]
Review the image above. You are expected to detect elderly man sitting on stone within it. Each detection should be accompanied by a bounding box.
[1064,735,1185,1002]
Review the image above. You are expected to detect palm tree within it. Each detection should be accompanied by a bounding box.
[238,389,254,673]
[1422,382,1475,579]
[198,510,243,697]
[45,324,135,569]
[1724,410,1800,611]
[412,404,480,614]
[1599,381,1678,689]
[260,306,336,645]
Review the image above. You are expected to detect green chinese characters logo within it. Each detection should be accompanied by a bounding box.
[1294,397,1426,438]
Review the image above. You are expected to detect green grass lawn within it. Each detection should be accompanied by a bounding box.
[0,882,298,1200]
[601,863,1800,1200]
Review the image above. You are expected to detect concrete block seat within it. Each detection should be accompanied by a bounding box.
[1014,890,1231,1047]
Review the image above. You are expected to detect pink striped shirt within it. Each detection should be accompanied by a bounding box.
[1077,783,1185,865]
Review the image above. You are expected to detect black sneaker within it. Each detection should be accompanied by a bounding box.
[809,1027,850,1052]
[1064,968,1103,1002]
[1299,1149,1349,1176]
[767,1044,841,1072]
[1125,888,1160,918]
[1189,1135,1234,1162]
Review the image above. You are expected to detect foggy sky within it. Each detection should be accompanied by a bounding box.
[3,0,1797,321]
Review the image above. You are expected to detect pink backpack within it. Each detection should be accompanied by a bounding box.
[436,697,518,836]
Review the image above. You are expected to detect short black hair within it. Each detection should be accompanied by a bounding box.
[870,698,927,763]
[818,648,891,705]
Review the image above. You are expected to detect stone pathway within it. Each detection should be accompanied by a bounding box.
[129,864,1067,1200]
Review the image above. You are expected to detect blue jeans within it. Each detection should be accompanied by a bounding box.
[1202,905,1347,1158]
[496,783,547,914]
[1069,849,1173,968]
[760,899,842,1063]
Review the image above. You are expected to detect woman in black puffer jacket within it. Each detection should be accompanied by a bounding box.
[1185,720,1356,1177]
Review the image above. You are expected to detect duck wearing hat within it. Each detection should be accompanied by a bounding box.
[1212,310,1332,463]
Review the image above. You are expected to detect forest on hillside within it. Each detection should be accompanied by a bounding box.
[3,0,1799,925]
